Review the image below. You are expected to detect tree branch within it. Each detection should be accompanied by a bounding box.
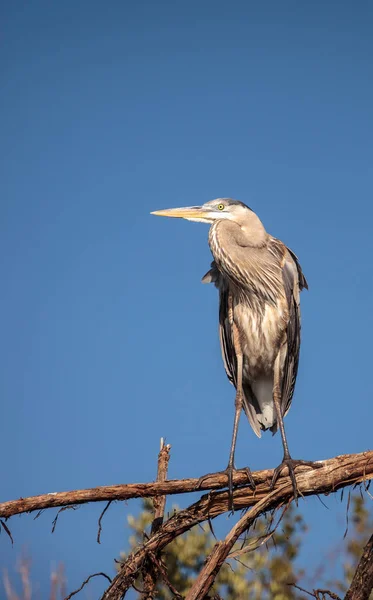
[99,450,373,600]
[185,488,287,599]
[64,573,112,600]
[150,439,171,536]
[141,438,171,599]
[2,450,373,600]
[1,451,371,522]
[345,532,373,600]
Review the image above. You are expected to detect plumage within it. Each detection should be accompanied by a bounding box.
[152,197,315,506]
[204,231,306,438]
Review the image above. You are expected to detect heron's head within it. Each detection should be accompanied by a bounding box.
[151,198,253,224]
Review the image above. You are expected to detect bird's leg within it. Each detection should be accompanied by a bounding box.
[223,296,255,510]
[224,337,244,510]
[196,295,254,510]
[271,352,321,503]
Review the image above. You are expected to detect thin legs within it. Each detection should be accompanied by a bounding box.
[224,295,255,509]
[224,321,244,505]
[196,295,255,511]
[272,353,291,461]
[196,294,254,510]
[271,352,321,502]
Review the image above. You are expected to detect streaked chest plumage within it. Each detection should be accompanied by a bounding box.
[208,220,288,375]
[233,297,288,376]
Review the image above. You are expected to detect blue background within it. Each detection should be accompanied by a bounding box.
[1,1,372,597]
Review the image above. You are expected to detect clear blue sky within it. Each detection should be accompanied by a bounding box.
[1,1,372,597]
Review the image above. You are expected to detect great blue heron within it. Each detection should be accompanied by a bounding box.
[151,198,317,505]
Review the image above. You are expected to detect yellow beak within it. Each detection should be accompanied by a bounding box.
[151,206,206,220]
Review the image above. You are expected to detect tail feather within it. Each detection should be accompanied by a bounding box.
[242,384,262,438]
[242,377,277,437]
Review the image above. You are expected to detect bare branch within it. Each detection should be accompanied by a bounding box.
[64,572,111,600]
[100,452,373,600]
[0,451,372,523]
[289,584,341,600]
[1,450,373,600]
[141,439,171,599]
[314,591,341,600]
[97,501,113,544]
[227,503,288,559]
[51,506,78,533]
[288,583,317,598]
[148,551,182,599]
[0,519,14,545]
[151,439,171,535]
[185,488,284,599]
[345,532,373,600]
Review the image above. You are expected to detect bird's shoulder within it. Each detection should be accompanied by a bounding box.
[268,236,308,292]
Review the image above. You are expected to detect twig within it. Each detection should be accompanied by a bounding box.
[345,532,373,600]
[1,451,372,522]
[288,583,316,598]
[64,572,112,600]
[0,519,14,545]
[148,551,182,599]
[313,591,341,600]
[33,509,45,520]
[344,490,351,539]
[97,501,113,544]
[51,506,78,533]
[141,438,171,599]
[289,583,342,599]
[227,503,288,559]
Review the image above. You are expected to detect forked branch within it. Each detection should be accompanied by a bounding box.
[101,451,373,600]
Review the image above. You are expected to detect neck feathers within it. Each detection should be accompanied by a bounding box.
[208,219,283,304]
[238,211,267,247]
[209,214,267,254]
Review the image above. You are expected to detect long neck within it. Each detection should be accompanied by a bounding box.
[208,220,283,303]
[209,218,267,256]
[235,213,268,248]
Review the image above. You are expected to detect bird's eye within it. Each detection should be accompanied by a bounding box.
[217,203,225,211]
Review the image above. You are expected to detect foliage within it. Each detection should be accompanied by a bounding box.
[120,499,306,599]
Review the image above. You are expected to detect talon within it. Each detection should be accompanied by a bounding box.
[271,458,322,504]
[196,473,211,490]
[226,466,256,511]
[196,465,255,512]
[244,466,256,491]
[195,469,233,492]
[196,467,236,511]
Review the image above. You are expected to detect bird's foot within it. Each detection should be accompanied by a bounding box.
[197,465,255,512]
[270,457,322,504]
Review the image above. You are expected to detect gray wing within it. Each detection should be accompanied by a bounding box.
[202,262,236,386]
[280,246,307,418]
[287,247,308,291]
